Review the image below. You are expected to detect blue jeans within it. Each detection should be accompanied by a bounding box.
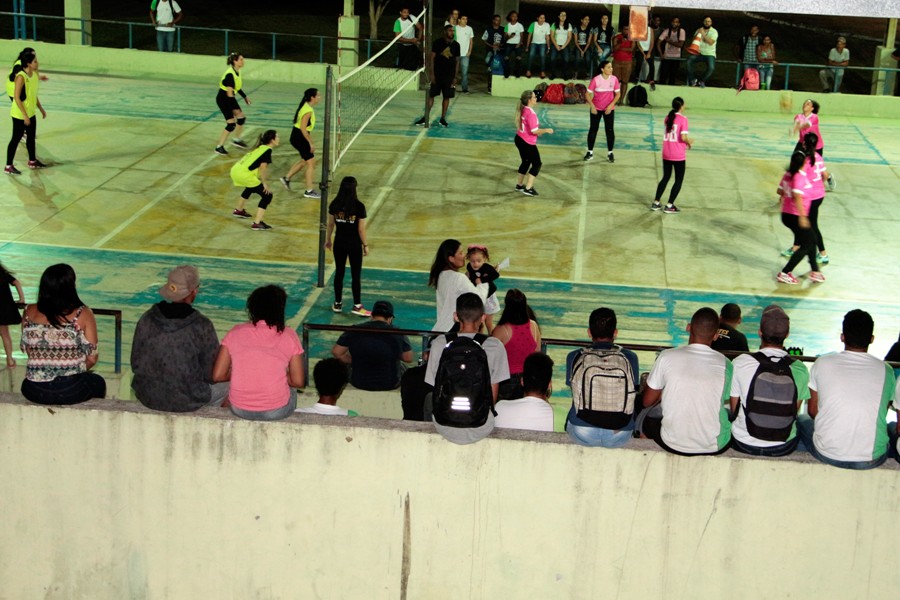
[685,54,715,84]
[575,48,595,78]
[156,30,176,52]
[565,406,633,448]
[758,64,774,89]
[731,436,798,457]
[230,388,298,421]
[527,43,547,74]
[550,45,571,77]
[503,45,523,77]
[796,415,889,470]
[21,372,107,405]
[458,56,470,91]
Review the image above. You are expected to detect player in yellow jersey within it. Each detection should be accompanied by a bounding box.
[215,52,251,155]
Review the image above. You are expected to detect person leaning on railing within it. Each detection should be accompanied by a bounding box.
[149,0,183,53]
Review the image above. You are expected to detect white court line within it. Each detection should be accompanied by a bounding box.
[92,154,221,249]
[571,162,590,282]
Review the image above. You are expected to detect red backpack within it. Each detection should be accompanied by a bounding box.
[737,68,760,92]
[542,83,565,104]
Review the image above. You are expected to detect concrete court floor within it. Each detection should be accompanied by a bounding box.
[1,71,899,394]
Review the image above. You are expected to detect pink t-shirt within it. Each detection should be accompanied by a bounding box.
[795,112,823,149]
[517,106,539,145]
[808,153,827,199]
[588,74,620,111]
[661,113,689,161]
[222,321,304,412]
[780,170,813,216]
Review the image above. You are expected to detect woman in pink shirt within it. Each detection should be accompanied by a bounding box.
[783,132,832,264]
[514,89,553,197]
[793,99,835,189]
[584,60,619,162]
[651,97,693,213]
[491,289,541,399]
[776,151,823,284]
[213,285,306,420]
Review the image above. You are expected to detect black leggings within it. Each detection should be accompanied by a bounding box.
[781,213,819,273]
[7,116,36,165]
[333,240,363,305]
[514,135,541,177]
[241,184,273,209]
[587,110,615,152]
[654,159,686,205]
[794,198,825,253]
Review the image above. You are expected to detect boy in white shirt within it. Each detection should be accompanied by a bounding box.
[455,15,475,93]
[296,358,359,417]
[495,352,555,432]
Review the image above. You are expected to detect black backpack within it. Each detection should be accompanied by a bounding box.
[626,84,650,108]
[432,333,494,428]
[741,352,798,441]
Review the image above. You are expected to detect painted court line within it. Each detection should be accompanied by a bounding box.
[572,161,590,282]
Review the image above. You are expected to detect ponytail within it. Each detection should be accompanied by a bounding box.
[665,97,684,133]
[227,52,242,67]
[292,87,318,125]
[802,132,818,168]
[254,129,278,149]
[515,90,532,128]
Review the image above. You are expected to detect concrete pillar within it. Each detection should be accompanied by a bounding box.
[338,16,360,69]
[494,0,518,20]
[873,18,898,96]
[63,0,91,46]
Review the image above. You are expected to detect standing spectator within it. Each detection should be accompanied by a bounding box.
[5,49,46,175]
[19,264,106,405]
[331,300,413,391]
[502,11,525,78]
[494,352,555,432]
[513,89,553,196]
[650,97,692,213]
[573,16,594,79]
[525,13,551,78]
[684,16,718,88]
[735,25,760,75]
[213,285,305,421]
[491,289,541,400]
[455,15,474,93]
[428,239,489,333]
[149,0,183,53]
[482,14,504,94]
[444,9,458,27]
[634,17,656,89]
[414,24,459,128]
[393,6,422,71]
[296,358,359,417]
[593,14,615,65]
[131,266,228,412]
[549,11,573,80]
[711,303,749,353]
[656,17,685,85]
[641,307,732,456]
[819,37,849,93]
[325,176,370,317]
[797,309,896,469]
[611,25,636,104]
[756,34,778,90]
[0,260,24,367]
[584,61,620,163]
[650,13,664,87]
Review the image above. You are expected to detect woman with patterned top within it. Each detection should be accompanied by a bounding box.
[20,263,106,404]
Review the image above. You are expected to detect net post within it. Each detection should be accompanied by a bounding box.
[318,65,335,288]
[421,0,432,127]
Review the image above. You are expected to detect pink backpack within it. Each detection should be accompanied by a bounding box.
[738,68,760,92]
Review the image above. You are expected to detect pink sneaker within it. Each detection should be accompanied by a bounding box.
[776,272,799,284]
[808,271,826,283]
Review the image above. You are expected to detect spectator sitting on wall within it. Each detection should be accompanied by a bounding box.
[819,37,849,93]
[711,302,749,353]
[296,358,358,417]
[494,352,555,432]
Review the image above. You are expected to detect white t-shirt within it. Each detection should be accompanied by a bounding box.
[494,396,554,431]
[424,333,510,386]
[505,22,525,45]
[433,270,488,333]
[637,23,653,52]
[809,351,895,462]
[730,348,810,447]
[454,25,474,57]
[296,403,355,416]
[698,26,718,57]
[646,344,733,453]
[551,23,571,47]
[153,0,181,32]
[394,15,419,40]
[528,22,551,45]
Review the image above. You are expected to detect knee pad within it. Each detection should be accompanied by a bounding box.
[236,117,246,126]
[225,122,236,132]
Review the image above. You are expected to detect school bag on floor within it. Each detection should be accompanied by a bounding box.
[570,345,636,426]
[432,333,494,428]
[542,83,565,104]
[740,352,798,441]
[627,84,650,107]
[574,83,588,104]
[533,82,548,102]
[564,82,578,104]
[737,68,760,92]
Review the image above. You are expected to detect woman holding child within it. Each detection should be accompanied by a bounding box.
[428,239,489,333]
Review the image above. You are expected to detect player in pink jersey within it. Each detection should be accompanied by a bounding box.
[651,97,693,213]
[793,99,835,190]
[584,60,620,162]
[776,151,823,284]
[782,132,832,264]
[514,89,553,197]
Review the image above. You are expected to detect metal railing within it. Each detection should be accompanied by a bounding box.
[728,59,900,92]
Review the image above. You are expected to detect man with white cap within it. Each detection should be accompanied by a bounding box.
[131,265,228,411]
[729,305,809,457]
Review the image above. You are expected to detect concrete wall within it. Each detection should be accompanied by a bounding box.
[2,393,899,599]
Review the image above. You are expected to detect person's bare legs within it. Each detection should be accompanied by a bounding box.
[1,325,14,367]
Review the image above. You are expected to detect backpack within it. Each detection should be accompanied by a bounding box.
[574,83,588,104]
[741,352,798,441]
[542,83,565,104]
[626,84,650,107]
[432,333,494,428]
[533,82,548,102]
[737,68,760,92]
[563,82,578,104]
[570,345,637,427]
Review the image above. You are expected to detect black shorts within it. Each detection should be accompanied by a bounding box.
[290,127,314,160]
[429,82,455,98]
[216,90,240,120]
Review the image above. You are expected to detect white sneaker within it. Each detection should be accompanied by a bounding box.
[826,174,836,191]
[304,189,321,199]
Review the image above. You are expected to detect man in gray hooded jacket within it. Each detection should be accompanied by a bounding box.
[131,266,228,411]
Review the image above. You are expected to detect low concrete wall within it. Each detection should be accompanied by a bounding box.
[1,393,898,599]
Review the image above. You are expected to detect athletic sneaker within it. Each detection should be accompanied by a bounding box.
[332,301,343,313]
[215,146,228,155]
[515,184,526,192]
[522,187,538,197]
[304,189,321,199]
[817,253,830,264]
[663,204,680,214]
[351,304,372,317]
[4,165,21,175]
[776,271,799,284]
[251,221,273,231]
[583,151,594,161]
[280,177,292,191]
[809,271,826,283]
[438,118,449,128]
[27,159,46,169]
[232,139,249,149]
[826,174,836,191]
[781,247,797,257]
[414,116,427,126]
[232,208,252,218]
[607,152,615,163]
[650,201,662,211]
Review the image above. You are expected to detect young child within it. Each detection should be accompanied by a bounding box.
[466,244,501,332]
[0,261,25,367]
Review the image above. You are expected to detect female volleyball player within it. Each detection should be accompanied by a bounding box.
[325,176,370,316]
[782,133,831,264]
[514,89,553,197]
[776,151,823,284]
[214,52,251,156]
[5,50,46,175]
[584,60,619,163]
[230,130,279,231]
[651,97,693,213]
[280,87,321,199]
[793,98,834,189]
